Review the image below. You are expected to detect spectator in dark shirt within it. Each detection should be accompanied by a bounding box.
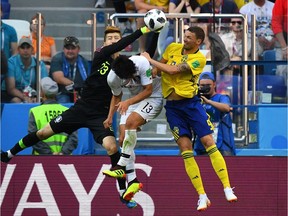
[50,36,89,103]
[200,0,239,33]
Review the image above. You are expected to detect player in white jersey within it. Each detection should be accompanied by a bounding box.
[103,54,163,201]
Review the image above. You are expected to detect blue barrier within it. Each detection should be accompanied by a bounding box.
[1,103,93,155]
[1,103,287,156]
[206,60,287,66]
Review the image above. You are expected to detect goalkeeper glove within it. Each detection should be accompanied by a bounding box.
[140,26,151,34]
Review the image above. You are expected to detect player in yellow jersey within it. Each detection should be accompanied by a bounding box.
[141,26,237,212]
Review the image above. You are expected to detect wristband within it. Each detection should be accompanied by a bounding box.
[186,4,191,7]
[282,47,288,51]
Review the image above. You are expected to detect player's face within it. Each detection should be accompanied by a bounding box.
[183,31,201,50]
[104,32,121,46]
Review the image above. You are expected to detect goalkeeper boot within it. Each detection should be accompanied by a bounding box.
[102,165,126,179]
[197,194,211,211]
[224,187,238,203]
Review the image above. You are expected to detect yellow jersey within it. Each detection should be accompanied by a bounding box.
[197,0,251,8]
[197,0,209,6]
[145,0,169,7]
[234,0,252,9]
[161,43,206,99]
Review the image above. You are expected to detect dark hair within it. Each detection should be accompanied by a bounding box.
[112,55,136,79]
[187,26,205,43]
[104,26,121,42]
[30,14,46,25]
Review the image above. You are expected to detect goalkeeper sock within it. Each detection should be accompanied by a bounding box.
[11,132,40,155]
[110,151,126,190]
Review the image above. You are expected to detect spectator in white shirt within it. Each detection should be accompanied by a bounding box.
[240,0,275,53]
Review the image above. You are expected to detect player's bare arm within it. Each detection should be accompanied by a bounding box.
[177,62,191,73]
[104,93,122,128]
[141,52,178,74]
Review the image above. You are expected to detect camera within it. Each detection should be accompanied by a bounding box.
[198,85,211,95]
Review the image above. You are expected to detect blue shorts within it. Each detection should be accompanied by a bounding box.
[165,97,213,141]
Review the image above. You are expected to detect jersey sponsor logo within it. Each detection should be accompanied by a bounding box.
[181,55,188,62]
[146,68,152,78]
[54,115,63,123]
[1,162,155,215]
[192,175,199,179]
[191,60,200,69]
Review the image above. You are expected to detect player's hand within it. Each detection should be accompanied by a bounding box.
[141,52,151,61]
[116,100,130,115]
[200,95,210,104]
[103,118,112,129]
[152,67,159,78]
[140,26,151,34]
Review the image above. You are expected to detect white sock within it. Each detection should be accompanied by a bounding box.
[118,130,137,167]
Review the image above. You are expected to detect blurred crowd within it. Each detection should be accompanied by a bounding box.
[1,0,286,105]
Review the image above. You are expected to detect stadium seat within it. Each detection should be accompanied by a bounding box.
[2,19,30,42]
[248,75,287,103]
[262,50,277,75]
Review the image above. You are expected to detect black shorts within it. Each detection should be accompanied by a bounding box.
[50,100,115,144]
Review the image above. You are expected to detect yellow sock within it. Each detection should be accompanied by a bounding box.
[181,150,205,195]
[206,144,231,188]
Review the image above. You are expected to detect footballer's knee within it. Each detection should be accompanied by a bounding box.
[105,144,118,155]
[102,136,118,155]
[200,134,215,149]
